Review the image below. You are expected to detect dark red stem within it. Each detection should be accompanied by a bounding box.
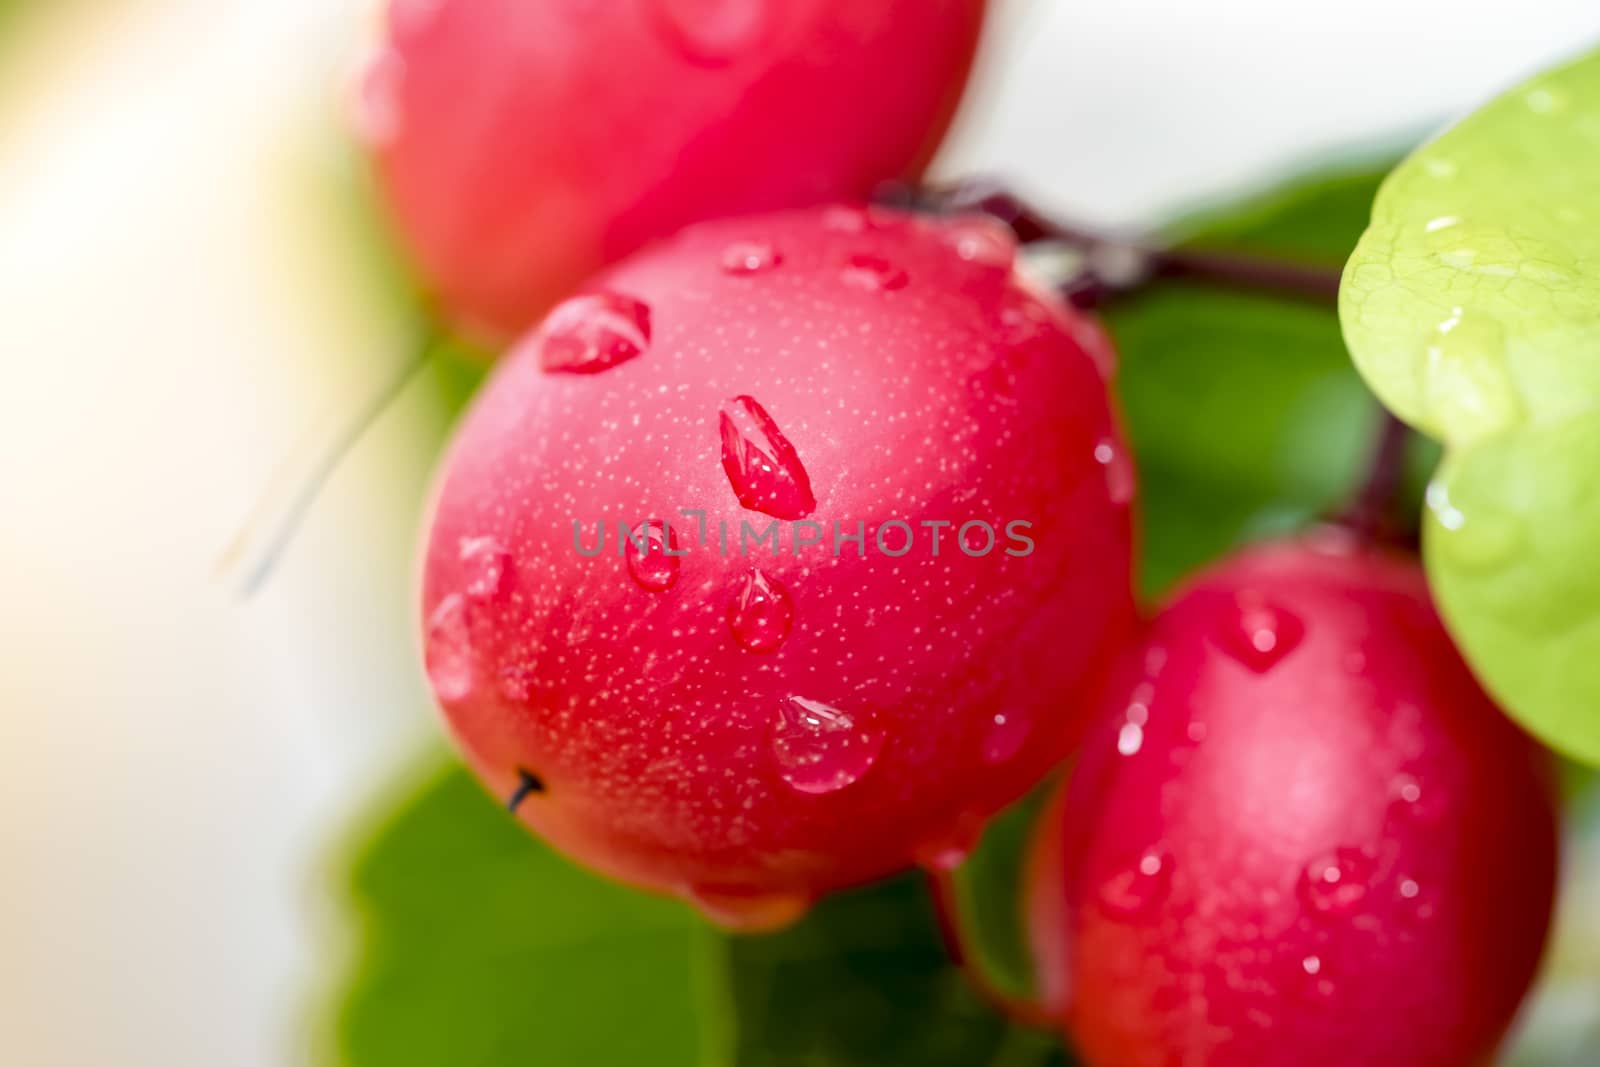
[880,179,1343,309]
[924,868,1059,1031]
[1337,408,1416,544]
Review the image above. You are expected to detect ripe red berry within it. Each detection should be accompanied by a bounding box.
[420,205,1135,928]
[1026,538,1559,1067]
[360,0,990,341]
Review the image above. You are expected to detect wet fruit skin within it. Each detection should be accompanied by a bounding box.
[366,0,989,342]
[1027,539,1559,1067]
[420,205,1135,926]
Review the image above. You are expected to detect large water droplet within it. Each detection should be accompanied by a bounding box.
[459,536,512,600]
[840,254,909,292]
[721,241,783,276]
[719,396,816,519]
[1217,595,1305,671]
[688,885,810,932]
[535,291,652,375]
[1094,437,1136,505]
[626,520,681,592]
[649,0,771,66]
[1418,307,1521,441]
[770,696,884,795]
[1298,848,1377,917]
[728,568,794,652]
[980,709,1032,763]
[424,594,473,702]
[1099,848,1174,919]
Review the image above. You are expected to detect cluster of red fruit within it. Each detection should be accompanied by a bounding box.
[363,2,1560,1063]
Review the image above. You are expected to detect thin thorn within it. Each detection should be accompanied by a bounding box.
[215,324,443,599]
[507,770,546,813]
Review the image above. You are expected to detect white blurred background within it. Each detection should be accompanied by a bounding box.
[3,0,1599,1063]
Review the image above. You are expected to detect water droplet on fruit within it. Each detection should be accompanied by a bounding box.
[648,0,771,66]
[728,569,794,652]
[1217,595,1305,671]
[1298,848,1376,917]
[719,396,816,519]
[1389,774,1449,826]
[1297,955,1338,1001]
[352,48,406,146]
[720,241,783,276]
[1093,437,1136,505]
[688,885,809,932]
[424,594,473,702]
[1425,481,1465,531]
[913,814,985,872]
[941,218,1016,271]
[1427,488,1522,572]
[535,291,652,374]
[626,520,681,592]
[1099,848,1174,919]
[1395,876,1439,925]
[770,696,883,795]
[498,664,535,703]
[459,536,512,600]
[1418,307,1521,441]
[980,709,1032,763]
[1525,86,1566,113]
[1116,722,1144,756]
[822,206,870,233]
[840,254,909,292]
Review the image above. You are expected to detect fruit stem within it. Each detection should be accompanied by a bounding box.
[1338,407,1415,544]
[883,179,1342,309]
[924,868,1059,1031]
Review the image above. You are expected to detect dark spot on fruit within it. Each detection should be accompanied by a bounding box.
[507,769,547,812]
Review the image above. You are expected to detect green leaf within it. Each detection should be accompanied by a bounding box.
[1107,166,1409,596]
[1340,47,1600,764]
[329,162,1408,1064]
[332,763,731,1067]
[330,762,1064,1067]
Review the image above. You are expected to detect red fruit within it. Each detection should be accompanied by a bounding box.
[1026,539,1559,1067]
[420,206,1135,927]
[361,0,989,341]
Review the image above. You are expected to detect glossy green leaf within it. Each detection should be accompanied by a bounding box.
[1341,47,1600,763]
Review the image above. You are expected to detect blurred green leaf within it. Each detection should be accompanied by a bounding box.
[329,162,1412,1065]
[331,763,1062,1067]
[333,764,729,1067]
[1107,166,1413,596]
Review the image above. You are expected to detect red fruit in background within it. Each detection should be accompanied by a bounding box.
[420,205,1135,927]
[1026,539,1559,1067]
[361,0,989,341]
